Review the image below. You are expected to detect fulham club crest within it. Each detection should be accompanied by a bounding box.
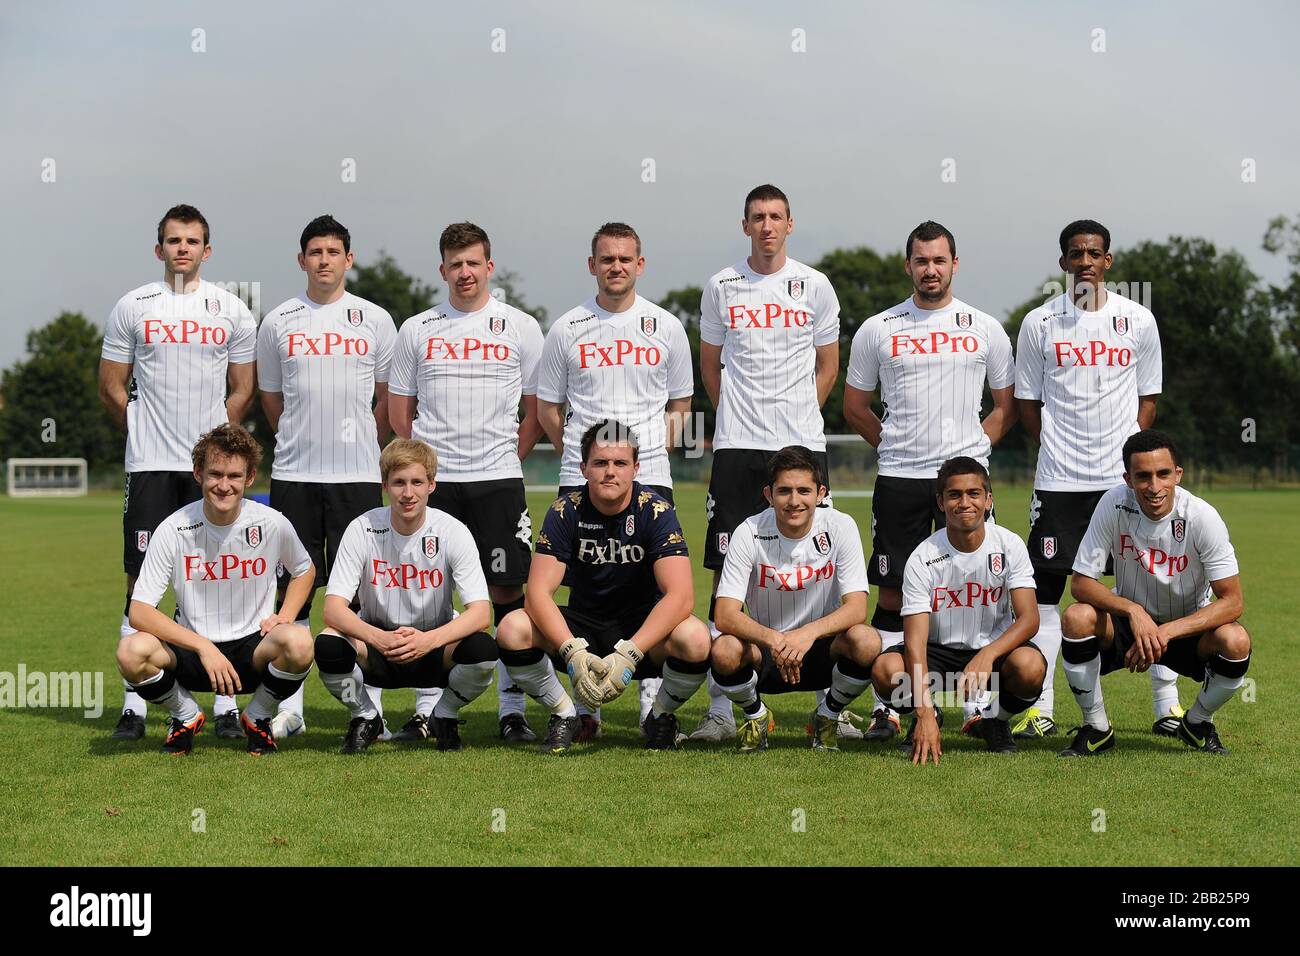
[348,309,363,327]
[877,555,889,576]
[136,530,150,553]
[988,552,1005,575]
[788,278,805,300]
[423,536,439,559]
[490,315,506,335]
[717,532,729,555]
[1041,536,1057,560]
[1113,314,1129,336]
[625,515,636,536]
[955,312,973,329]
[1172,518,1186,542]
[245,525,263,548]
[640,315,657,336]
[813,531,831,555]
[205,299,221,316]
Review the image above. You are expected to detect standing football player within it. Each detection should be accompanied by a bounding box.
[99,204,257,739]
[844,221,1017,742]
[871,457,1044,763]
[1016,220,1173,740]
[315,439,498,753]
[257,215,397,740]
[389,222,545,743]
[1059,431,1250,756]
[495,421,711,752]
[696,184,843,743]
[536,223,694,740]
[115,424,315,756]
[710,446,879,752]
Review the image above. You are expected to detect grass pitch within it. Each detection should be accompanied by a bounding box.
[1,484,1296,866]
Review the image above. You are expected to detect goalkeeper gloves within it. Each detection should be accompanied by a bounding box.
[560,637,607,711]
[597,639,644,703]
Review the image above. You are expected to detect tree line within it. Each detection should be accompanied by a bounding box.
[3,219,1298,480]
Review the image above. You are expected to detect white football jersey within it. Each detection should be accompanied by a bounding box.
[132,499,311,644]
[700,258,840,452]
[102,281,257,473]
[390,298,544,481]
[1016,291,1162,490]
[538,295,693,487]
[1073,485,1238,624]
[847,296,1015,479]
[716,507,868,634]
[901,524,1037,650]
[326,506,489,632]
[257,291,396,483]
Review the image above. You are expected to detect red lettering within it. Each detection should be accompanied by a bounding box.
[1053,340,1133,368]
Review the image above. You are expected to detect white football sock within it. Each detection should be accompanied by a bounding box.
[321,664,377,719]
[506,656,576,717]
[639,677,663,723]
[1149,664,1181,718]
[213,694,239,717]
[818,662,871,718]
[964,688,991,719]
[366,684,384,719]
[715,669,764,719]
[1187,661,1247,724]
[1030,604,1062,718]
[134,671,199,723]
[496,660,527,718]
[650,664,705,718]
[704,672,736,723]
[414,687,442,718]
[434,661,494,719]
[1062,637,1108,731]
[247,663,310,722]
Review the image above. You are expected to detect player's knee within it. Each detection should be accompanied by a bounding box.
[871,650,902,689]
[1008,647,1047,691]
[841,624,881,667]
[671,617,711,662]
[709,634,746,674]
[1060,603,1097,640]
[494,609,532,650]
[115,632,156,677]
[1215,622,1251,659]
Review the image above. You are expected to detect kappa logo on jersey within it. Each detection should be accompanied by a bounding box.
[244,525,262,548]
[877,554,889,576]
[988,552,1005,575]
[1113,314,1130,336]
[1052,340,1132,367]
[625,514,635,536]
[184,553,268,581]
[142,318,229,345]
[813,531,831,555]
[757,560,835,591]
[890,331,980,357]
[490,315,506,335]
[205,298,221,316]
[640,315,657,335]
[577,339,662,368]
[955,312,972,329]
[287,332,371,356]
[1119,533,1189,577]
[136,530,150,553]
[423,535,439,559]
[1172,518,1186,542]
[788,278,804,300]
[932,581,1005,611]
[1041,536,1057,559]
[424,336,511,361]
[717,532,729,554]
[725,303,810,329]
[348,309,363,327]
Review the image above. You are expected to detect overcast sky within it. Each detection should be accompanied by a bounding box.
[3,1,1297,369]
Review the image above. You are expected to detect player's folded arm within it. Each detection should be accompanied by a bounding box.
[1163,574,1244,641]
[522,552,575,650]
[638,554,695,648]
[431,599,490,648]
[388,392,417,440]
[1068,569,1131,615]
[276,560,315,623]
[808,589,868,640]
[982,586,1040,655]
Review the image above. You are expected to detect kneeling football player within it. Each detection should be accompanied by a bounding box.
[1059,430,1251,756]
[872,457,1044,763]
[315,439,497,753]
[496,420,711,752]
[116,424,316,756]
[710,445,879,752]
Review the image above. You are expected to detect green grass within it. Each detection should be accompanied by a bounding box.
[1,485,1297,866]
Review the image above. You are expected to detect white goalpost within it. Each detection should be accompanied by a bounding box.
[6,458,89,497]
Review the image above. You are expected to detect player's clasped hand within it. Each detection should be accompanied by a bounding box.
[957,647,996,698]
[198,643,242,696]
[388,626,436,663]
[1125,607,1166,672]
[596,639,643,703]
[258,612,292,636]
[561,637,608,711]
[775,627,815,685]
[911,711,942,766]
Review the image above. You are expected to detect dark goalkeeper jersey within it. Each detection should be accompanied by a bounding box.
[535,482,689,612]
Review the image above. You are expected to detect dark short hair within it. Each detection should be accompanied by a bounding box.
[300,214,351,254]
[580,419,640,464]
[157,204,210,246]
[591,222,641,257]
[937,456,990,494]
[440,221,491,261]
[1059,219,1111,256]
[765,445,824,489]
[1122,429,1180,472]
[192,422,262,473]
[906,220,956,259]
[744,183,790,220]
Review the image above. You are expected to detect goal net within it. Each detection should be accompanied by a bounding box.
[6,458,88,497]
